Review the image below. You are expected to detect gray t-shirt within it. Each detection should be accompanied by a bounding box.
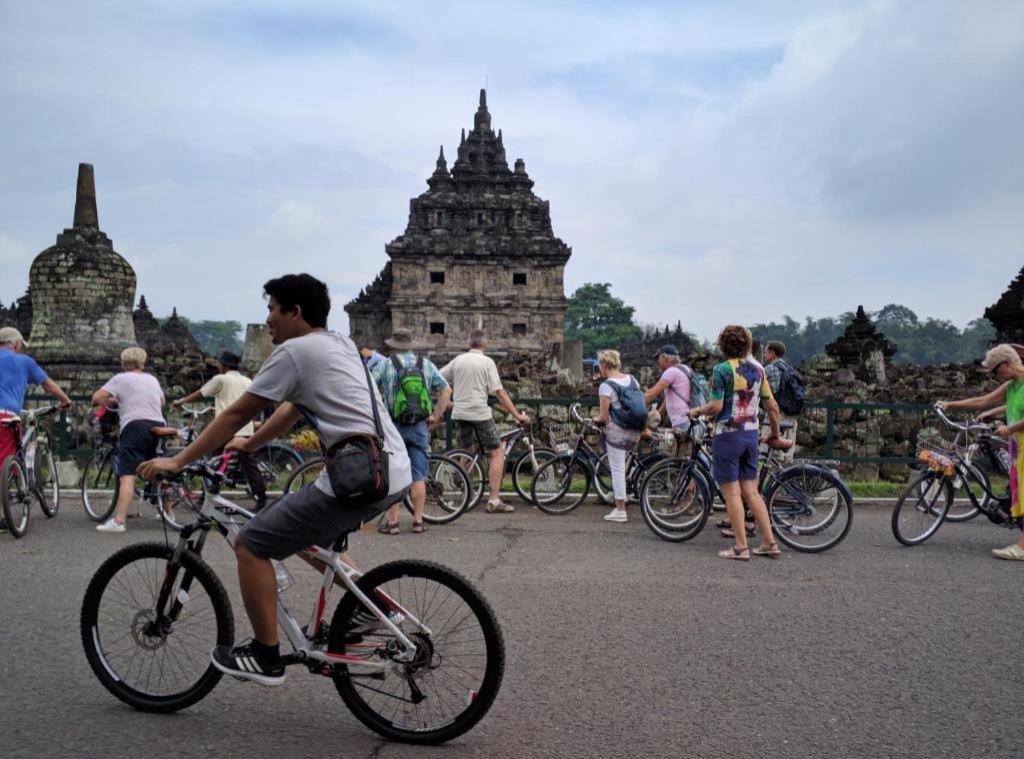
[247,331,412,498]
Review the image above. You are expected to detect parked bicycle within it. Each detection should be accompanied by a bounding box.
[0,404,61,538]
[892,404,1018,546]
[80,462,504,745]
[446,421,557,509]
[529,404,665,515]
[283,452,472,525]
[640,418,854,552]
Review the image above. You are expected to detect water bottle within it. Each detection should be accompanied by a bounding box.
[273,560,293,593]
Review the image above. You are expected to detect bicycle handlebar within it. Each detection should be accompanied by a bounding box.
[178,404,215,418]
[932,403,992,434]
[23,404,62,421]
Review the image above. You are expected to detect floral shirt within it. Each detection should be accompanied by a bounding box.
[711,358,774,433]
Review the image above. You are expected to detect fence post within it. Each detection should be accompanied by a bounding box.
[824,396,835,458]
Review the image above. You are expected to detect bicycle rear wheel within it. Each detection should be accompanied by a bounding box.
[155,474,206,531]
[81,451,118,522]
[928,463,986,523]
[252,443,303,493]
[893,470,951,546]
[511,447,557,504]
[446,451,485,510]
[639,459,711,542]
[1,455,30,538]
[80,542,234,712]
[328,559,505,745]
[419,454,471,524]
[283,458,324,495]
[766,465,853,552]
[34,443,60,518]
[530,456,589,515]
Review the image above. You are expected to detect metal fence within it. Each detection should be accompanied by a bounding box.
[27,393,935,468]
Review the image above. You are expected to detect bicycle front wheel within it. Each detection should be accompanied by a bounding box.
[282,457,324,495]
[35,443,60,518]
[1,455,30,538]
[155,474,206,531]
[936,463,986,523]
[639,459,711,542]
[420,454,471,524]
[511,447,557,504]
[81,451,118,522]
[766,465,853,552]
[445,451,485,511]
[328,559,505,745]
[253,443,303,493]
[893,470,951,546]
[530,456,589,515]
[80,542,234,712]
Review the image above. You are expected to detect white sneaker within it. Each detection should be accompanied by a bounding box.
[603,509,627,523]
[97,518,126,533]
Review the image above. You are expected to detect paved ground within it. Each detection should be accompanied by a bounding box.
[1,495,1022,759]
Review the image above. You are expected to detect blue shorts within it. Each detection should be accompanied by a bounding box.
[711,430,759,484]
[398,422,430,482]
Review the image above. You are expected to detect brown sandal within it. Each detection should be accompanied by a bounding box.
[411,522,426,534]
[718,545,750,561]
[378,522,399,535]
[752,542,782,557]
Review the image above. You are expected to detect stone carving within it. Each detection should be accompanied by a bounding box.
[241,323,274,376]
[345,90,571,361]
[0,289,32,336]
[984,264,1024,345]
[618,323,700,370]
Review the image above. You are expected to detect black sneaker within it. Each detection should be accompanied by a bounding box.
[210,641,286,686]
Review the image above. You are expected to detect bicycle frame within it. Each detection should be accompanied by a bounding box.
[161,487,426,674]
[8,406,59,488]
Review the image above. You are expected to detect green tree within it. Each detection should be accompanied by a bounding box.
[564,283,642,358]
[170,317,244,355]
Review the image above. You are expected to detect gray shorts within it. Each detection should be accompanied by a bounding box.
[239,483,410,561]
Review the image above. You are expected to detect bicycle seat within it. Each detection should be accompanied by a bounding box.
[150,426,180,438]
[763,436,794,450]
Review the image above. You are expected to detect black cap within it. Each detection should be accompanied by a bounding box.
[652,344,679,359]
[218,350,241,369]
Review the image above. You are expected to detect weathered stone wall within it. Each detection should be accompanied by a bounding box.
[241,323,274,375]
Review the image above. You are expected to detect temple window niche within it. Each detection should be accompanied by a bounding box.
[430,322,445,334]
[513,272,527,286]
[512,323,527,337]
[430,271,445,284]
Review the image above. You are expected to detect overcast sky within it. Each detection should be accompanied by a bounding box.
[2,0,1022,341]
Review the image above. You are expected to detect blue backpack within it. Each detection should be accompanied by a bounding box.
[608,377,648,431]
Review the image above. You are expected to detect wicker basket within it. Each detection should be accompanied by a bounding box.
[915,429,959,472]
[547,423,579,455]
[650,429,678,457]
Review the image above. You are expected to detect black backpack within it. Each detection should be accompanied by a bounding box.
[609,377,648,431]
[774,361,807,416]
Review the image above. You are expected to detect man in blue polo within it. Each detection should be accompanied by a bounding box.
[371,328,451,533]
[0,327,73,530]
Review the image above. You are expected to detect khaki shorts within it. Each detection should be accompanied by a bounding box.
[456,419,501,451]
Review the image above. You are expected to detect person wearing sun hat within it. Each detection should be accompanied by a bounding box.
[937,343,1024,560]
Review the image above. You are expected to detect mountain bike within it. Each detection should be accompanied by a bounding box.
[892,404,1018,546]
[445,421,557,508]
[640,419,854,552]
[171,404,303,495]
[80,463,505,745]
[80,429,190,531]
[0,404,61,538]
[529,404,664,515]
[283,452,472,525]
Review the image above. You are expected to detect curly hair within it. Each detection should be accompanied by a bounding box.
[717,325,752,360]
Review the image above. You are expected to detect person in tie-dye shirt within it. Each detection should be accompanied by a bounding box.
[689,325,782,560]
[937,343,1024,561]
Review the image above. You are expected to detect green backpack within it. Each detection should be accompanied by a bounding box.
[389,354,433,425]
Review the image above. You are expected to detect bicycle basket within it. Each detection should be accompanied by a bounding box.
[547,423,579,455]
[915,430,959,472]
[650,429,678,457]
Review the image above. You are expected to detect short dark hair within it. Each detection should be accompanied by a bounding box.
[263,274,330,329]
[717,325,752,360]
[766,340,786,357]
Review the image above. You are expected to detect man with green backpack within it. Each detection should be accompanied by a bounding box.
[371,328,452,534]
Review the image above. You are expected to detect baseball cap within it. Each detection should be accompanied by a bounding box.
[0,327,28,346]
[652,344,679,359]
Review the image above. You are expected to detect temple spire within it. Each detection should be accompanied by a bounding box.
[474,88,491,131]
[73,163,99,229]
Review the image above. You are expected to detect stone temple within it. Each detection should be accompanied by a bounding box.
[27,164,138,391]
[345,90,572,360]
[984,264,1024,345]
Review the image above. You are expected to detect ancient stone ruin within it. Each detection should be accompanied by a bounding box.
[619,323,700,371]
[822,305,897,385]
[984,264,1024,345]
[132,297,213,394]
[26,164,139,392]
[346,90,572,362]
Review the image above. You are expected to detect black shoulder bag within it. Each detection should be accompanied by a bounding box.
[323,351,390,507]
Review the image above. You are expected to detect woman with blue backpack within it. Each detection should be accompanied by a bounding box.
[593,349,647,523]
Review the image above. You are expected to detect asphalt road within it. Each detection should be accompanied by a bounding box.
[1,495,1022,759]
